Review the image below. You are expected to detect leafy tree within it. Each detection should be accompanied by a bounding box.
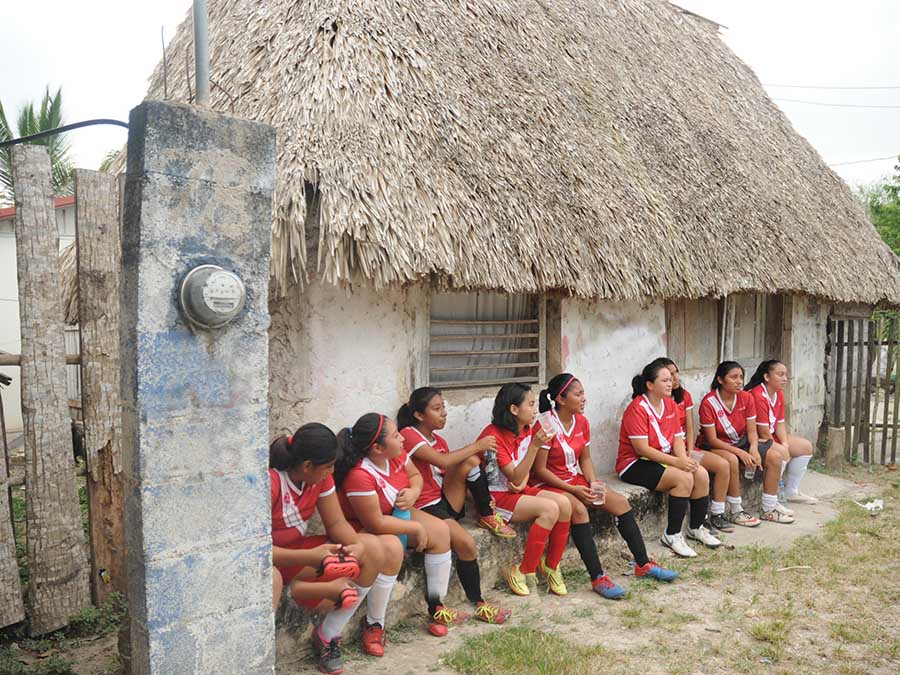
[858,158,900,256]
[0,86,74,203]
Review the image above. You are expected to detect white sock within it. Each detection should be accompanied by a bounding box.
[761,493,778,512]
[466,465,482,481]
[320,583,371,641]
[424,551,453,604]
[784,455,811,495]
[365,573,397,627]
[726,496,743,514]
[710,500,725,515]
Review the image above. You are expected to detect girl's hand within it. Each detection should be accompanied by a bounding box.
[677,456,699,473]
[531,427,554,449]
[571,484,596,505]
[412,522,429,552]
[476,436,497,453]
[509,477,528,493]
[736,449,754,468]
[340,542,364,560]
[394,488,416,510]
[749,448,762,469]
[312,543,343,562]
[489,496,497,510]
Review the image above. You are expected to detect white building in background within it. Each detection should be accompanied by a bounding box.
[0,197,79,438]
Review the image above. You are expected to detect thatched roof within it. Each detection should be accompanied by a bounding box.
[139,0,900,305]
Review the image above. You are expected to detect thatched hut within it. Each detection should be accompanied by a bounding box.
[116,0,900,465]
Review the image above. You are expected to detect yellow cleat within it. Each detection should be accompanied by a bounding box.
[538,558,568,596]
[504,564,530,596]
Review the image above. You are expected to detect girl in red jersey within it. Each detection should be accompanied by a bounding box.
[477,383,572,597]
[531,373,678,598]
[335,413,468,638]
[397,387,513,624]
[695,362,766,528]
[746,359,818,511]
[269,423,404,675]
[617,359,721,558]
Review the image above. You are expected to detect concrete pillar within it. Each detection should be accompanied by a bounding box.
[120,101,275,674]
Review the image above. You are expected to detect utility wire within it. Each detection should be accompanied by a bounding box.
[766,83,900,90]
[829,155,899,167]
[774,98,900,109]
[0,119,128,149]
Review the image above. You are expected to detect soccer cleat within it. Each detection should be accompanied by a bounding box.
[538,558,568,596]
[726,510,761,528]
[708,513,735,533]
[773,501,795,517]
[474,601,512,624]
[477,514,517,539]
[591,574,626,599]
[504,564,531,596]
[760,508,795,524]
[686,525,722,549]
[311,627,344,675]
[786,491,819,505]
[428,605,468,637]
[660,531,698,558]
[359,618,385,657]
[633,560,679,582]
[317,553,361,582]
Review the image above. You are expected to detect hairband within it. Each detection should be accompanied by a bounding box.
[367,414,385,449]
[345,427,353,438]
[287,434,294,445]
[558,375,576,396]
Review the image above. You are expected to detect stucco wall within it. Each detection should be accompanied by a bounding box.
[785,296,830,443]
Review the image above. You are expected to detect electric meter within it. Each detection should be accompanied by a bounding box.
[178,264,246,329]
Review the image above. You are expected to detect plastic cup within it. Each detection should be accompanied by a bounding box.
[537,411,558,436]
[590,480,606,506]
[689,450,704,463]
[743,467,756,480]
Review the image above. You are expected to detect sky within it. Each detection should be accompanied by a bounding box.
[1,1,899,188]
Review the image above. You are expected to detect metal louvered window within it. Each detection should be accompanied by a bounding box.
[427,292,546,389]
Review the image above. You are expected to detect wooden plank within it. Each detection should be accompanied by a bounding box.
[843,320,855,459]
[434,376,539,389]
[871,318,883,460]
[75,170,127,604]
[881,320,896,464]
[430,348,539,357]
[0,354,81,366]
[892,318,900,464]
[430,362,541,373]
[862,320,876,463]
[0,383,26,628]
[851,320,866,459]
[430,319,539,326]
[538,296,547,384]
[12,146,90,635]
[833,320,845,425]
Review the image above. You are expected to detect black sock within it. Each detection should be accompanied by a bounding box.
[467,470,493,517]
[570,523,603,580]
[667,495,689,535]
[615,510,649,567]
[456,558,483,604]
[426,594,440,616]
[689,496,709,530]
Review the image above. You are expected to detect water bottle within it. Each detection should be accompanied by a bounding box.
[392,506,411,549]
[777,479,786,504]
[484,449,501,488]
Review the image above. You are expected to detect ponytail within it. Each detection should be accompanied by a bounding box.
[539,373,579,413]
[397,387,442,430]
[631,358,671,399]
[744,359,784,391]
[334,413,389,486]
[710,361,744,391]
[269,423,338,471]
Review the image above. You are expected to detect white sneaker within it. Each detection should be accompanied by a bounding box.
[786,491,819,505]
[686,525,722,549]
[773,502,795,517]
[660,531,698,558]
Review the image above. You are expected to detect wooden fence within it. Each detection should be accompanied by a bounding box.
[829,313,900,465]
[0,147,125,636]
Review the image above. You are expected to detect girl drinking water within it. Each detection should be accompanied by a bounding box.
[617,359,721,557]
[531,373,677,598]
[270,423,403,675]
[335,413,469,638]
[397,387,513,624]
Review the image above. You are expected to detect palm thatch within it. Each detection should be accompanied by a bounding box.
[138,0,900,305]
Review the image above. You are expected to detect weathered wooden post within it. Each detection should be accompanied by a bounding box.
[75,169,127,604]
[120,101,275,674]
[0,380,25,628]
[12,145,91,635]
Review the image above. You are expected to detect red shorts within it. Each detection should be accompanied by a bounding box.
[275,534,330,608]
[537,474,590,494]
[490,486,542,522]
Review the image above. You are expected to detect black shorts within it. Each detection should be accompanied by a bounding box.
[620,459,667,491]
[699,435,773,459]
[420,494,465,521]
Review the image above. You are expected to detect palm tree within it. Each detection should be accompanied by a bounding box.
[0,86,74,203]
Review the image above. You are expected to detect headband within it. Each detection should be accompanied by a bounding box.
[367,415,385,449]
[287,434,294,445]
[557,375,577,397]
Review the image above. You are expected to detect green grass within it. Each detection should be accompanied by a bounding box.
[749,619,788,645]
[443,627,611,675]
[829,621,866,644]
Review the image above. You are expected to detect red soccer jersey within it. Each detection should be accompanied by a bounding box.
[269,468,335,548]
[533,412,591,484]
[749,384,785,435]
[616,395,684,475]
[478,423,533,493]
[675,389,694,435]
[401,426,450,508]
[698,390,756,444]
[340,453,411,518]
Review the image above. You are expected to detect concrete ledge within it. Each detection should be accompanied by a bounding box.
[275,471,765,659]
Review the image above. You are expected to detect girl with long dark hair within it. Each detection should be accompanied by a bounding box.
[531,373,677,597]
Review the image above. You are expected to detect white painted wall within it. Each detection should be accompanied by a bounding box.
[0,204,76,435]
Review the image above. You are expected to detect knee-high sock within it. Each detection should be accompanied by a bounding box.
[545,520,571,570]
[320,583,371,641]
[689,496,709,530]
[570,522,603,580]
[521,522,551,574]
[667,495,689,535]
[784,455,812,495]
[456,558,483,604]
[365,573,397,627]
[615,510,649,566]
[467,468,494,517]
[424,551,452,614]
